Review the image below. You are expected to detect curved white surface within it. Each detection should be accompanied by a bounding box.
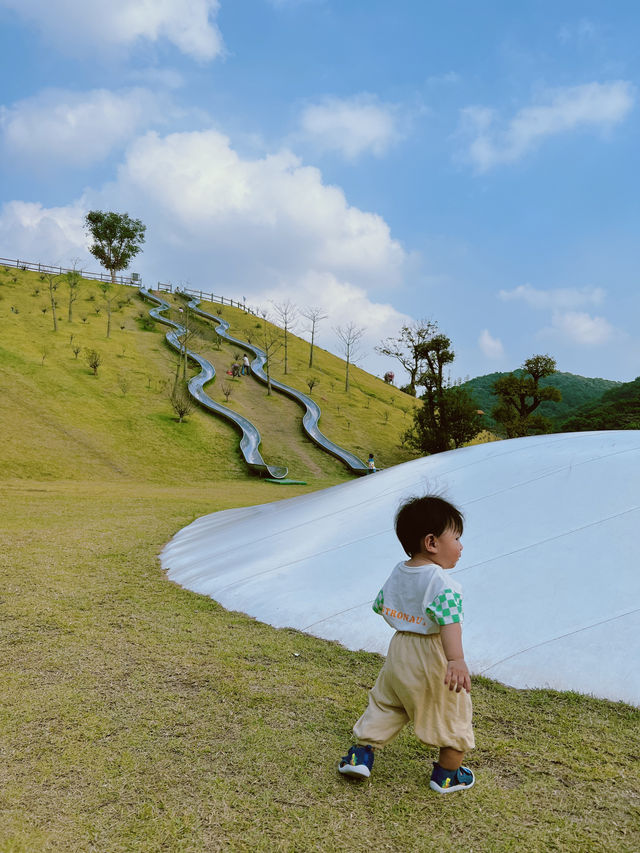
[161,431,640,706]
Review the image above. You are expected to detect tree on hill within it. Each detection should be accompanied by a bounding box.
[169,381,194,423]
[461,370,621,430]
[100,283,118,339]
[175,298,199,381]
[559,376,640,432]
[42,271,61,332]
[85,210,146,285]
[335,322,365,392]
[271,299,297,375]
[300,306,328,368]
[261,323,282,396]
[404,328,482,454]
[405,381,483,454]
[492,354,561,438]
[65,262,82,323]
[376,319,438,396]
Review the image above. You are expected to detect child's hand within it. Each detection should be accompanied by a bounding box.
[444,659,471,693]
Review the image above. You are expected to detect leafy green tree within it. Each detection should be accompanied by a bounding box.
[559,376,640,432]
[404,329,482,454]
[492,354,561,438]
[85,210,146,285]
[405,382,483,454]
[376,319,438,396]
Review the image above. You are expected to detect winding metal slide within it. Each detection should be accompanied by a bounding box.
[140,288,288,479]
[186,298,369,475]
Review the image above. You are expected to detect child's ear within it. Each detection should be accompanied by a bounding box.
[424,533,437,553]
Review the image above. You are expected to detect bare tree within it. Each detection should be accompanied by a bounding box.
[169,382,194,423]
[40,345,49,367]
[44,272,60,332]
[72,344,81,359]
[306,376,319,395]
[300,306,328,369]
[261,324,282,396]
[84,348,102,375]
[221,382,233,403]
[100,283,119,339]
[271,299,297,375]
[65,261,82,322]
[334,322,365,392]
[175,299,199,380]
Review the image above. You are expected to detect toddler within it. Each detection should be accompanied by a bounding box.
[338,495,475,793]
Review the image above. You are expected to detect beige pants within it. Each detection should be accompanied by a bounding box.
[353,631,475,753]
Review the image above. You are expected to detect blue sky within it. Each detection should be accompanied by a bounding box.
[1,0,639,383]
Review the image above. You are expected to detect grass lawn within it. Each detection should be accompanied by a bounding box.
[1,266,638,851]
[1,480,638,852]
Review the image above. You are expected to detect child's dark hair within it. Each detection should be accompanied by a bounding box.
[395,495,464,557]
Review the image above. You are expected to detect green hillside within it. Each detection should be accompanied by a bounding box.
[559,375,640,431]
[163,290,422,472]
[0,266,419,485]
[462,370,621,431]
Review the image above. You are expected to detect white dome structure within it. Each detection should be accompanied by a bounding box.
[161,431,640,707]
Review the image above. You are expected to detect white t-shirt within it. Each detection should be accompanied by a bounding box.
[372,560,464,635]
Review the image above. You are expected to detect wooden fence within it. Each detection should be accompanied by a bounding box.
[1,256,253,312]
[0,255,138,286]
[157,282,254,313]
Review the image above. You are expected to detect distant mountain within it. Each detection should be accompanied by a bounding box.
[461,371,622,431]
[558,376,640,432]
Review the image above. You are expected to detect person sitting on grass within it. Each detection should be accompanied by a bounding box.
[338,494,475,794]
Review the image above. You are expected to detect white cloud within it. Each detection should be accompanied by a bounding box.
[0,128,412,366]
[298,95,402,159]
[1,88,169,169]
[462,81,634,172]
[499,283,605,310]
[550,311,614,346]
[252,270,411,363]
[0,200,87,264]
[0,0,223,61]
[478,329,504,359]
[108,129,407,286]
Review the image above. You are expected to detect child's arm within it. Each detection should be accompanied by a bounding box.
[440,623,471,693]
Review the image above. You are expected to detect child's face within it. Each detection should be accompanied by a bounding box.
[431,526,463,570]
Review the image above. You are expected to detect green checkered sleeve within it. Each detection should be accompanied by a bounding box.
[372,589,384,615]
[425,588,463,626]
